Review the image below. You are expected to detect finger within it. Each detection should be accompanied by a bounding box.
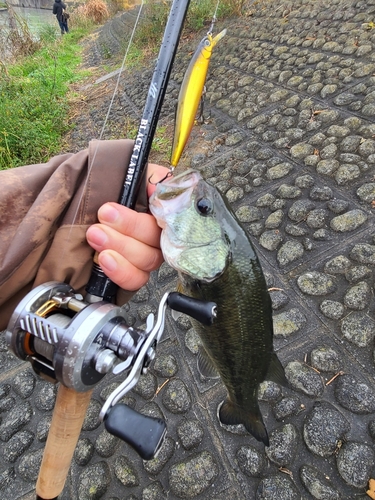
[96,205,162,248]
[98,250,150,291]
[86,224,164,273]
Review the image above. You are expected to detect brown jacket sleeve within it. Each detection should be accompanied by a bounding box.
[0,139,145,331]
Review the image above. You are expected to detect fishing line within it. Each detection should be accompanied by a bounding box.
[208,0,221,34]
[61,1,145,260]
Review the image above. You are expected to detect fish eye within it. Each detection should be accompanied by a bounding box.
[196,197,213,216]
[204,39,211,47]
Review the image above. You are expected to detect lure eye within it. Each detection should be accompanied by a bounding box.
[196,198,213,216]
[204,39,211,47]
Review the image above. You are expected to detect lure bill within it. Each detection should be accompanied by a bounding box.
[150,170,287,446]
[170,28,227,169]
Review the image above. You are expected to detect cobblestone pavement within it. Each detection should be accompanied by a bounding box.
[2,0,375,498]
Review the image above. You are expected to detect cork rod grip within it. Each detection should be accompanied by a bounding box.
[36,385,93,499]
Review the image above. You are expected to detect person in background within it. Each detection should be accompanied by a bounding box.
[53,0,69,34]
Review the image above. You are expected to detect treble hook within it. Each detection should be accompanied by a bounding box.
[148,168,173,185]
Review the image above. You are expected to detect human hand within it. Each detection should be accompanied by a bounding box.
[86,163,168,291]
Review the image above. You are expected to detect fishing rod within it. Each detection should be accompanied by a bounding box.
[6,2,225,500]
[85,1,192,303]
[5,2,201,499]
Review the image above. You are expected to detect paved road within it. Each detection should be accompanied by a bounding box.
[1,0,375,498]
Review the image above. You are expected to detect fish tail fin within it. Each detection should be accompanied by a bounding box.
[219,399,269,446]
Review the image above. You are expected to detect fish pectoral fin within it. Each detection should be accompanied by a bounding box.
[219,400,269,447]
[265,352,288,387]
[197,346,219,379]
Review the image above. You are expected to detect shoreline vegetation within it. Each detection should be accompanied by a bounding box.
[0,0,246,170]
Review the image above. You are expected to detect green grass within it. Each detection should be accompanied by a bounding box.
[0,28,91,169]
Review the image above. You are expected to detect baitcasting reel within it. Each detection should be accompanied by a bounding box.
[6,281,216,460]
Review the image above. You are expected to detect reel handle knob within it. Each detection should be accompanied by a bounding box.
[104,404,166,460]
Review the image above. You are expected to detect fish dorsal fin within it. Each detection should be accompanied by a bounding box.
[197,346,219,379]
[265,352,288,387]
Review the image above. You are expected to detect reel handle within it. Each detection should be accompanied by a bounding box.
[104,404,166,460]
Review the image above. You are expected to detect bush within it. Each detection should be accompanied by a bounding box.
[72,0,110,25]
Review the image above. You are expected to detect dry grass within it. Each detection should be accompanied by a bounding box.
[0,5,41,61]
[73,0,110,25]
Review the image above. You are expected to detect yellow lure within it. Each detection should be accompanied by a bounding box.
[170,28,227,168]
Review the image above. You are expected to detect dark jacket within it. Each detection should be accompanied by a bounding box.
[53,0,66,22]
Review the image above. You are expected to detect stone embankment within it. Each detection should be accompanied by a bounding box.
[1,0,375,498]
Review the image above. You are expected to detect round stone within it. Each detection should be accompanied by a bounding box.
[258,379,282,403]
[162,379,192,414]
[273,308,306,337]
[290,142,314,158]
[133,372,157,400]
[256,474,300,500]
[343,281,370,310]
[310,346,341,372]
[350,244,375,264]
[226,186,244,203]
[0,402,33,442]
[265,424,298,466]
[306,209,328,229]
[95,429,119,458]
[316,159,339,176]
[319,300,345,320]
[340,311,375,347]
[297,271,336,295]
[277,241,304,266]
[235,205,262,223]
[345,265,372,283]
[3,430,34,463]
[153,354,178,378]
[309,186,333,201]
[327,199,349,214]
[169,451,218,498]
[334,164,361,185]
[35,383,57,411]
[185,328,201,354]
[276,185,301,199]
[74,438,95,466]
[330,210,368,232]
[324,255,351,274]
[285,361,324,397]
[142,481,165,499]
[265,210,284,229]
[114,455,139,487]
[357,183,375,203]
[17,449,43,481]
[78,461,111,500]
[260,230,283,251]
[335,374,375,414]
[273,396,302,421]
[336,442,375,488]
[303,402,350,457]
[12,370,35,399]
[236,445,266,477]
[266,162,293,180]
[177,419,204,450]
[288,199,315,222]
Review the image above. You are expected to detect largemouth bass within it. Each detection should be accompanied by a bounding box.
[149,170,287,446]
[170,29,227,169]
